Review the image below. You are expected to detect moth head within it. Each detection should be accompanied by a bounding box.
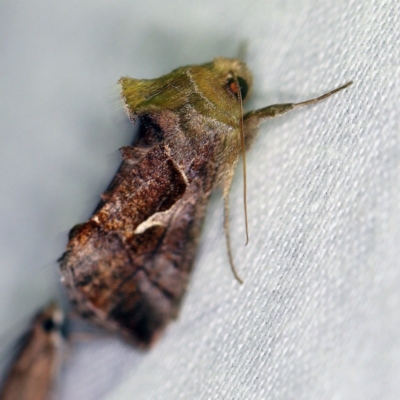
[211,57,253,102]
[35,302,66,338]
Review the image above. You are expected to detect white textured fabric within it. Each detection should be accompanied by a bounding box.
[1,1,400,399]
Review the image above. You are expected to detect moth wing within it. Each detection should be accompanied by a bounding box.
[0,304,63,400]
[119,69,192,121]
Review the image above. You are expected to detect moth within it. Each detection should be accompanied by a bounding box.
[0,302,66,400]
[59,57,351,348]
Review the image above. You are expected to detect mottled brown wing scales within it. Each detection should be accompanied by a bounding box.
[109,263,175,344]
[60,115,217,346]
[93,145,187,234]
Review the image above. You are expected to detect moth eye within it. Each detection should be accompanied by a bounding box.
[227,77,249,101]
[42,318,56,332]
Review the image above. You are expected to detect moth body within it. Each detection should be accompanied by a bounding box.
[0,303,66,400]
[59,58,351,347]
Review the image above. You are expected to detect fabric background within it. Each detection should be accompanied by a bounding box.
[1,1,399,399]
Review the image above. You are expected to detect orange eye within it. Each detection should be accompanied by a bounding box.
[229,81,239,95]
[227,77,249,100]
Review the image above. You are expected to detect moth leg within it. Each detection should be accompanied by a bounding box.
[243,81,352,149]
[223,193,243,284]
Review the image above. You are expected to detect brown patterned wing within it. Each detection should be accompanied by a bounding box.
[60,124,217,347]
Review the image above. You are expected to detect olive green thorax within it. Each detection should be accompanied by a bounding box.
[119,57,252,130]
